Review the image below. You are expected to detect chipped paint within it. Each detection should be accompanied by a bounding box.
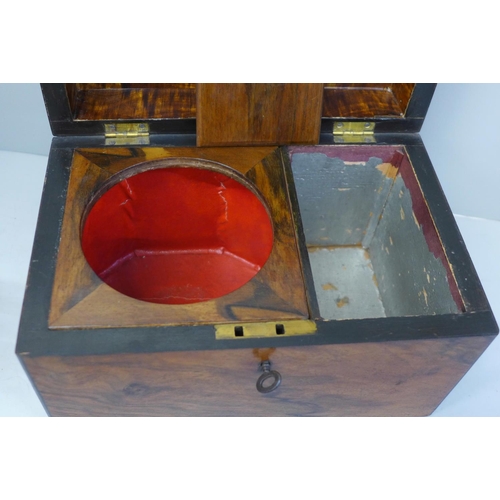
[322,282,338,291]
[308,247,385,320]
[399,149,464,311]
[400,207,405,220]
[217,181,229,223]
[370,175,459,316]
[376,162,399,179]
[389,236,393,246]
[336,297,350,308]
[123,179,134,197]
[412,211,420,228]
[308,244,364,254]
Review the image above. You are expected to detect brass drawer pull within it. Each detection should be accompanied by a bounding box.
[256,360,281,394]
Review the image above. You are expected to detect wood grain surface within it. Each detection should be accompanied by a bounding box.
[49,147,309,328]
[64,83,415,126]
[196,84,324,146]
[390,84,416,113]
[66,84,197,120]
[22,335,493,417]
[322,84,416,118]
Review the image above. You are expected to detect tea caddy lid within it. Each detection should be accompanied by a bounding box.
[41,83,436,143]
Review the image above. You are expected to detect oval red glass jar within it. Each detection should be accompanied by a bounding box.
[81,159,274,305]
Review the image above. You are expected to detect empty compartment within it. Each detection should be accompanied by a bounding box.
[289,145,463,320]
[81,159,274,305]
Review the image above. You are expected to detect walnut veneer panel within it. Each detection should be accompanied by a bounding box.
[23,336,492,416]
[197,84,324,146]
[322,84,416,118]
[67,84,197,120]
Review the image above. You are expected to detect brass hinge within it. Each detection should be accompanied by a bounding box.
[104,123,150,145]
[333,122,375,143]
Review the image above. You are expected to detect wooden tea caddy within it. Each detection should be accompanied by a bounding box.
[16,83,498,416]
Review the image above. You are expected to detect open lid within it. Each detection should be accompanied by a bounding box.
[41,83,436,144]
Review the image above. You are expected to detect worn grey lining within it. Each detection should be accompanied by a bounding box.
[291,153,459,320]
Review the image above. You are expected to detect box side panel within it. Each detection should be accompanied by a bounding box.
[22,336,493,417]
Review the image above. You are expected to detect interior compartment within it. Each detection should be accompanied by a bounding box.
[81,159,274,305]
[289,145,463,320]
[49,146,308,328]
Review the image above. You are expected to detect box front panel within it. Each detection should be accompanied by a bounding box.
[22,335,493,417]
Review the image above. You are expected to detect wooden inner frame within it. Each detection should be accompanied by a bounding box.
[48,146,309,329]
[63,83,416,122]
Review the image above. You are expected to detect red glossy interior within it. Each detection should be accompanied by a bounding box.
[81,166,274,304]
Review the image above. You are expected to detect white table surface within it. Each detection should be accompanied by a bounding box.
[1,149,499,417]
